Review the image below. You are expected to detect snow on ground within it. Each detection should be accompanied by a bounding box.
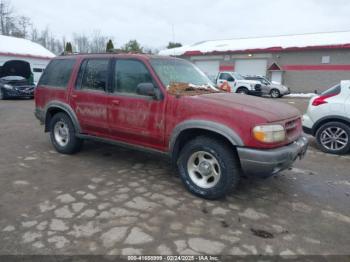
[285,93,316,98]
[0,35,55,58]
[159,31,350,56]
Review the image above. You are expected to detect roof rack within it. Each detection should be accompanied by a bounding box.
[59,50,146,56]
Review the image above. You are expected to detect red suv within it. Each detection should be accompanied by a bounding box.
[35,54,308,199]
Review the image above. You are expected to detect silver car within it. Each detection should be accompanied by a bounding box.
[245,76,290,98]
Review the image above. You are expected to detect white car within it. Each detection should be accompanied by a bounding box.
[215,72,267,96]
[303,80,350,154]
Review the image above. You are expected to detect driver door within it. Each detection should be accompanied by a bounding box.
[107,59,166,150]
[217,73,236,90]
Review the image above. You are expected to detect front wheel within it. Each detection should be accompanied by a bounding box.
[236,87,249,95]
[316,122,350,154]
[270,89,280,98]
[49,112,83,154]
[177,136,241,200]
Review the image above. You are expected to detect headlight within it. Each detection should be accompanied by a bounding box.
[3,84,13,89]
[253,124,286,143]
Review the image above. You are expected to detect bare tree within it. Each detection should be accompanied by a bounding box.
[73,33,90,53]
[90,30,108,53]
[16,15,31,38]
[0,0,13,35]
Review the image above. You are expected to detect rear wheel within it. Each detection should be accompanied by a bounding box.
[49,112,83,154]
[270,89,280,98]
[236,87,249,95]
[177,136,241,200]
[316,122,350,154]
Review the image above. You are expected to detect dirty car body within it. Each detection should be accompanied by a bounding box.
[34,54,308,199]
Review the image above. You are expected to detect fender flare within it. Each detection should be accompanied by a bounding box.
[312,115,350,135]
[44,101,81,133]
[169,120,244,156]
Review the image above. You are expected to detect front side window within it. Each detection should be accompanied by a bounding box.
[219,73,234,82]
[80,59,109,91]
[38,59,76,88]
[114,60,153,94]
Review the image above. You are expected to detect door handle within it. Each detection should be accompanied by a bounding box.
[71,94,78,98]
[112,100,120,106]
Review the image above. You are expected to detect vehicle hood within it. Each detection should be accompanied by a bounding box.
[194,93,300,122]
[0,60,31,79]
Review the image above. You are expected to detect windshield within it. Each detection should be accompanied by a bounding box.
[232,72,244,80]
[150,58,215,89]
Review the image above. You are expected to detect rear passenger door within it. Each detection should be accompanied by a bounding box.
[70,58,111,136]
[107,59,166,149]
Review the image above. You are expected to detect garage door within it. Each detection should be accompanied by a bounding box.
[194,60,219,81]
[235,59,267,76]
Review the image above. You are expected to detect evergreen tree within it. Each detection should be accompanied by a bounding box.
[65,42,73,53]
[106,39,114,52]
[167,42,182,49]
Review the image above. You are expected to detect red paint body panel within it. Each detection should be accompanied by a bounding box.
[219,65,235,71]
[35,54,302,153]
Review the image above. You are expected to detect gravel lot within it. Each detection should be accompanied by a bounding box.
[0,98,349,256]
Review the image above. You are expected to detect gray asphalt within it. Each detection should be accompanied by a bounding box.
[0,98,349,256]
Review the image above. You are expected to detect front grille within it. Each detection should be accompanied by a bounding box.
[285,118,302,141]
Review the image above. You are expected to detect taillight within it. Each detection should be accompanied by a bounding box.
[312,93,337,106]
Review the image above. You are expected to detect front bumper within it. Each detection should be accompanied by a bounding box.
[237,136,309,178]
[2,86,34,97]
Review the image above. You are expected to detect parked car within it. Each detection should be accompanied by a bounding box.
[35,54,308,200]
[215,71,268,96]
[303,81,350,154]
[0,60,35,100]
[245,75,290,98]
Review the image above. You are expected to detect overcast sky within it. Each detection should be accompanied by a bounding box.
[11,0,350,49]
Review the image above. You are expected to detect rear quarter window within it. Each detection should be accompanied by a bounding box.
[38,59,76,88]
[321,84,341,96]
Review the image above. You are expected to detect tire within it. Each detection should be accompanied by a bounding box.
[270,89,280,98]
[49,112,83,154]
[315,121,350,155]
[0,89,5,100]
[177,136,241,200]
[236,87,249,95]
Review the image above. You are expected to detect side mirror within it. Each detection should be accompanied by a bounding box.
[136,83,162,100]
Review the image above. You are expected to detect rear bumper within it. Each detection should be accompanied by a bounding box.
[237,136,309,178]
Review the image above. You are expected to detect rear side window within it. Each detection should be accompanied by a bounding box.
[321,84,341,96]
[76,59,109,91]
[38,59,75,88]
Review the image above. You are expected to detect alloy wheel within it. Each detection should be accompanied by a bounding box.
[187,151,221,189]
[320,126,349,151]
[54,120,70,147]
